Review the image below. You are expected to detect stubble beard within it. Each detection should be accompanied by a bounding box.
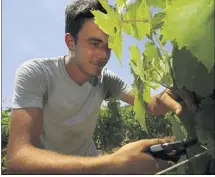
[76,62,102,77]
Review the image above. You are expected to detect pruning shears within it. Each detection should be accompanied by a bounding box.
[145,138,198,162]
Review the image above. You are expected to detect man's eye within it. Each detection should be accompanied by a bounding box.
[91,42,99,47]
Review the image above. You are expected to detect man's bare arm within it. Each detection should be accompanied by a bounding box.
[120,89,182,116]
[120,91,152,112]
[6,108,114,174]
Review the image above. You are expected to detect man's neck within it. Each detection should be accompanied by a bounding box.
[64,55,89,85]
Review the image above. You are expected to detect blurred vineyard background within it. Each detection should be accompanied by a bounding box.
[1,100,173,174]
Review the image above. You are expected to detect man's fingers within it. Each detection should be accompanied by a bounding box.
[163,136,176,142]
[169,98,182,115]
[162,93,183,115]
[140,138,169,150]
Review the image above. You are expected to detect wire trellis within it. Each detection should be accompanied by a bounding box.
[156,147,214,175]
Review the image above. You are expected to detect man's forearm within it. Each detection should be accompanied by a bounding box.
[121,91,160,115]
[7,145,115,174]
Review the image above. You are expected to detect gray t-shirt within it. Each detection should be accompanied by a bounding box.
[12,56,132,156]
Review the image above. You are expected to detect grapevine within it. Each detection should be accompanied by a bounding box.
[93,0,214,174]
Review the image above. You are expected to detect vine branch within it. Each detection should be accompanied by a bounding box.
[153,32,198,113]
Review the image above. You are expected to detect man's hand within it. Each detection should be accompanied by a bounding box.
[120,88,183,116]
[109,138,173,174]
[146,89,183,116]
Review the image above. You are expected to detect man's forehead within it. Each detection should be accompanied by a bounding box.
[79,19,109,43]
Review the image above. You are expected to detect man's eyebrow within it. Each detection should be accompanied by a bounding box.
[87,37,104,43]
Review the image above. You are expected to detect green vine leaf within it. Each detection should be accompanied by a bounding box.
[91,10,116,35]
[195,97,215,149]
[134,90,148,133]
[92,0,123,63]
[144,42,160,65]
[166,113,188,140]
[143,84,151,103]
[161,0,215,72]
[173,46,214,97]
[129,45,144,79]
[115,0,127,11]
[151,12,165,30]
[108,29,123,63]
[122,0,150,40]
[136,0,151,39]
[122,1,141,40]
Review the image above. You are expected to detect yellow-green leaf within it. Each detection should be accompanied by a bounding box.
[122,22,131,35]
[161,0,215,72]
[134,94,148,133]
[108,30,123,63]
[123,1,141,40]
[136,0,151,39]
[143,85,151,103]
[115,0,126,8]
[91,10,116,35]
[144,42,160,65]
[130,61,141,76]
[166,113,188,140]
[129,45,144,77]
[99,0,119,19]
[152,12,165,30]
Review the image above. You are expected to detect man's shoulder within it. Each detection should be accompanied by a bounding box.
[101,67,122,82]
[16,56,64,76]
[19,56,62,68]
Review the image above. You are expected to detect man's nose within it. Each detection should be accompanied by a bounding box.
[97,48,110,62]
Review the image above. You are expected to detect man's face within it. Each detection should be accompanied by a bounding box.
[73,19,111,77]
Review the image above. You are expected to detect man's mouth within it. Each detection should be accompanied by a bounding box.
[93,62,107,67]
[94,64,104,67]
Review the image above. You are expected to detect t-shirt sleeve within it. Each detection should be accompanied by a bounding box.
[12,60,47,109]
[103,69,133,100]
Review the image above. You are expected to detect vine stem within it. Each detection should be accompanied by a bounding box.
[145,2,174,87]
[144,70,171,90]
[152,33,177,90]
[155,81,171,90]
[156,147,214,175]
[145,1,173,91]
[146,4,187,108]
[153,33,197,113]
[153,32,171,63]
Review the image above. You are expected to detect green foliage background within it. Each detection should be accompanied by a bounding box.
[1,109,11,174]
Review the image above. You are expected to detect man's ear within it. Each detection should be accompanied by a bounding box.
[65,33,75,50]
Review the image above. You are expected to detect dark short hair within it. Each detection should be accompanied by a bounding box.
[65,0,107,43]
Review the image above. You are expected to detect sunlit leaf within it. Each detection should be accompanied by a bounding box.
[136,0,151,39]
[151,12,165,30]
[108,30,123,63]
[134,93,148,133]
[143,85,151,103]
[91,10,116,35]
[162,0,215,72]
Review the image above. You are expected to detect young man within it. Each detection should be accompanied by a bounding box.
[7,0,182,174]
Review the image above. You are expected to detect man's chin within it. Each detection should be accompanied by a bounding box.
[89,71,102,77]
[89,67,104,77]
